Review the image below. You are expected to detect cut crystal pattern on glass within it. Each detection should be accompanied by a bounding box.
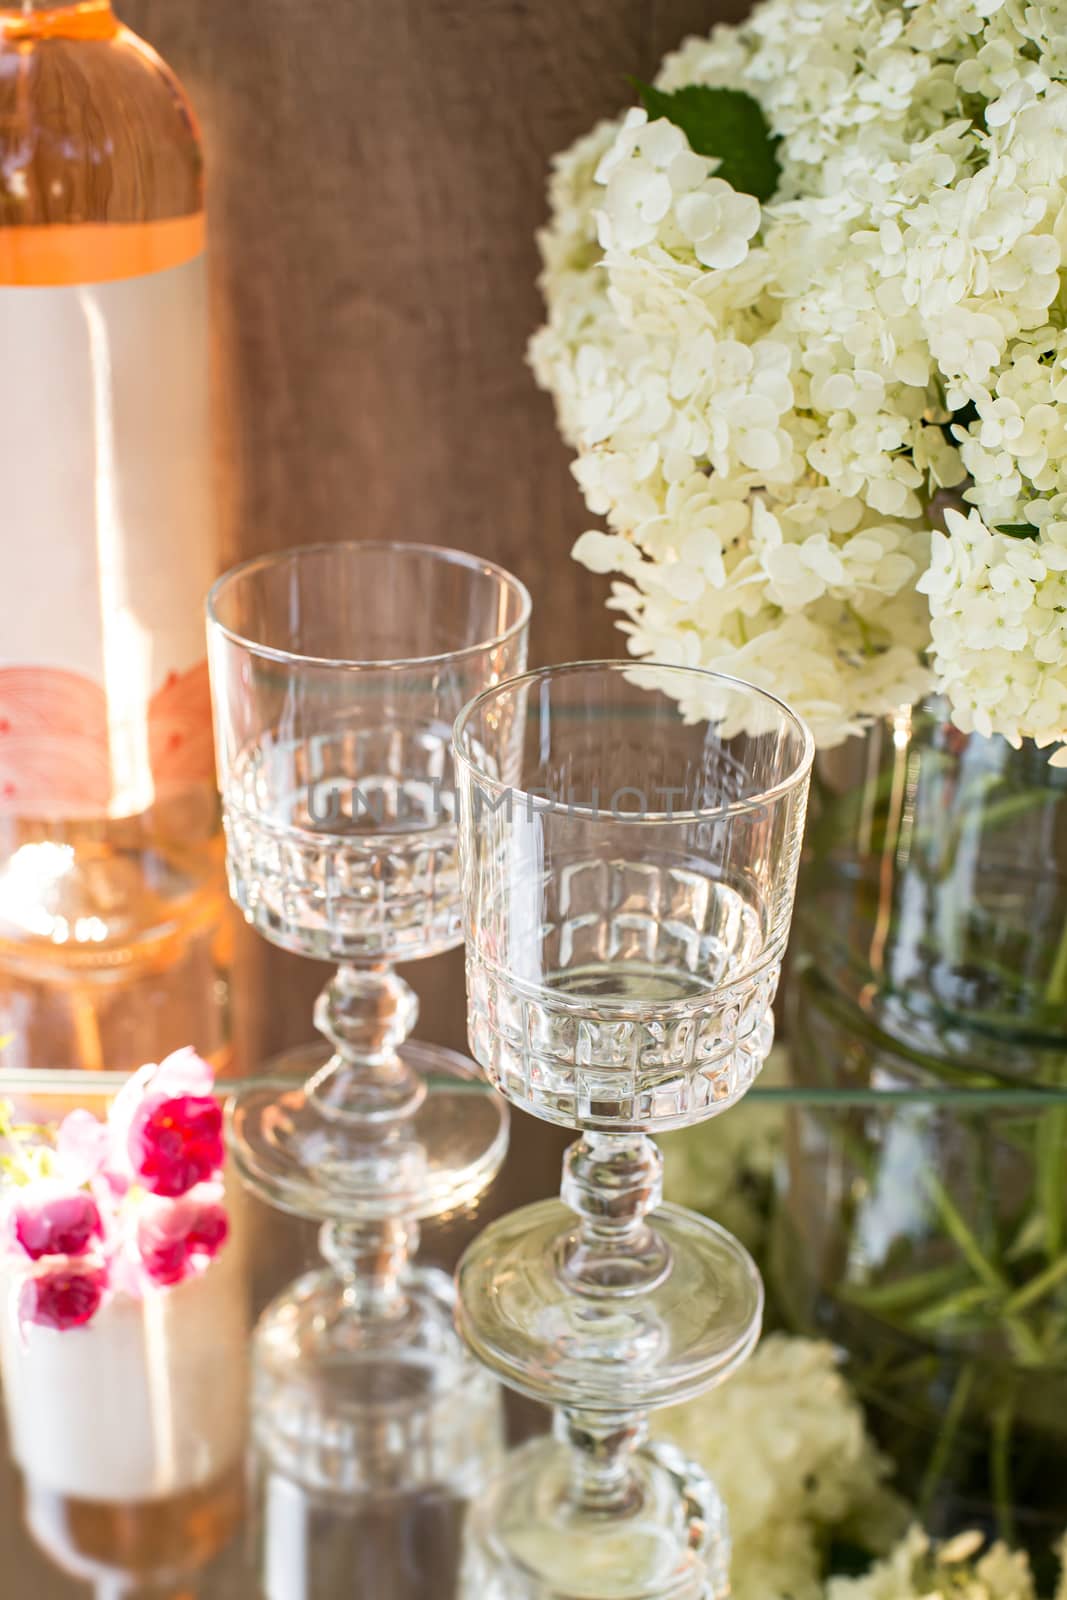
[465,858,780,1129]
[467,955,779,1130]
[461,1437,730,1600]
[223,732,461,963]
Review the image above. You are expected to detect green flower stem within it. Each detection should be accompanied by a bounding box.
[1046,910,1067,1009]
[911,1283,999,1331]
[924,1174,1007,1295]
[842,1262,970,1315]
[918,1362,976,1521]
[1040,1120,1067,1252]
[806,762,897,861]
[1002,1251,1067,1317]
[924,1174,1045,1365]
[991,1403,1016,1545]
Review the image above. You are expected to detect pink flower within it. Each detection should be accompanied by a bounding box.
[136,1192,230,1287]
[20,1262,107,1331]
[11,1186,102,1261]
[0,1050,228,1322]
[108,1049,222,1197]
[118,1048,215,1111]
[188,1202,228,1255]
[55,1110,111,1186]
[128,1095,224,1198]
[154,1048,215,1099]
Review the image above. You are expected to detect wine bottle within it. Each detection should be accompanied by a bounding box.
[0,0,231,1072]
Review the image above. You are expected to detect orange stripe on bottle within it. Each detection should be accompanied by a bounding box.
[0,213,205,287]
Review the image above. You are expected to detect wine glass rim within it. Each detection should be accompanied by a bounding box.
[205,540,532,670]
[453,659,815,821]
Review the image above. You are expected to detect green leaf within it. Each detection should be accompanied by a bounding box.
[996,523,1041,540]
[632,80,781,203]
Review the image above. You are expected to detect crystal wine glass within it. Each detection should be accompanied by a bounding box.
[206,541,530,1467]
[452,662,812,1599]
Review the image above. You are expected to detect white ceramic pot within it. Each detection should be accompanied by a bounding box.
[0,1234,248,1504]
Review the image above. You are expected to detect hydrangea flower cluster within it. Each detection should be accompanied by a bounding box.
[531,0,1067,754]
[0,1048,228,1332]
[828,1527,1067,1600]
[655,1332,1067,1600]
[654,1334,905,1600]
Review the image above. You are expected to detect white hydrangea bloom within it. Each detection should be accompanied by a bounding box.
[532,0,1067,755]
[653,1335,902,1600]
[828,1526,1039,1600]
[918,506,1067,747]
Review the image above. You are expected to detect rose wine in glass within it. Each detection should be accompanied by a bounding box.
[0,0,230,1075]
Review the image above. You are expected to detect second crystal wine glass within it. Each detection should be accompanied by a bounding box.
[453,662,812,1599]
[208,542,529,1221]
[206,543,529,1491]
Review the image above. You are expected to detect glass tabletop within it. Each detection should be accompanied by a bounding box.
[1,1071,1065,1599]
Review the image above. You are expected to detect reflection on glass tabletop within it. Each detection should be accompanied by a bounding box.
[3,1072,1067,1600]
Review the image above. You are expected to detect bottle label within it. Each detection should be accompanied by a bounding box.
[0,228,216,820]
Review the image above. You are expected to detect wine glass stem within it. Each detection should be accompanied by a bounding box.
[320,1218,419,1320]
[551,1132,666,1514]
[306,962,426,1123]
[558,1409,647,1516]
[305,966,427,1317]
[558,1130,670,1294]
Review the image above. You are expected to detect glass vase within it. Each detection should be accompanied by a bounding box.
[781,697,1067,1573]
[773,1083,1067,1576]
[791,696,1067,1089]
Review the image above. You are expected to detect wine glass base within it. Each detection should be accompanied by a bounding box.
[457,1200,762,1413]
[253,1263,505,1498]
[227,1041,508,1222]
[462,1434,729,1600]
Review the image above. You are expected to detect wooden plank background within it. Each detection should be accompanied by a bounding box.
[3,2,752,1589]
